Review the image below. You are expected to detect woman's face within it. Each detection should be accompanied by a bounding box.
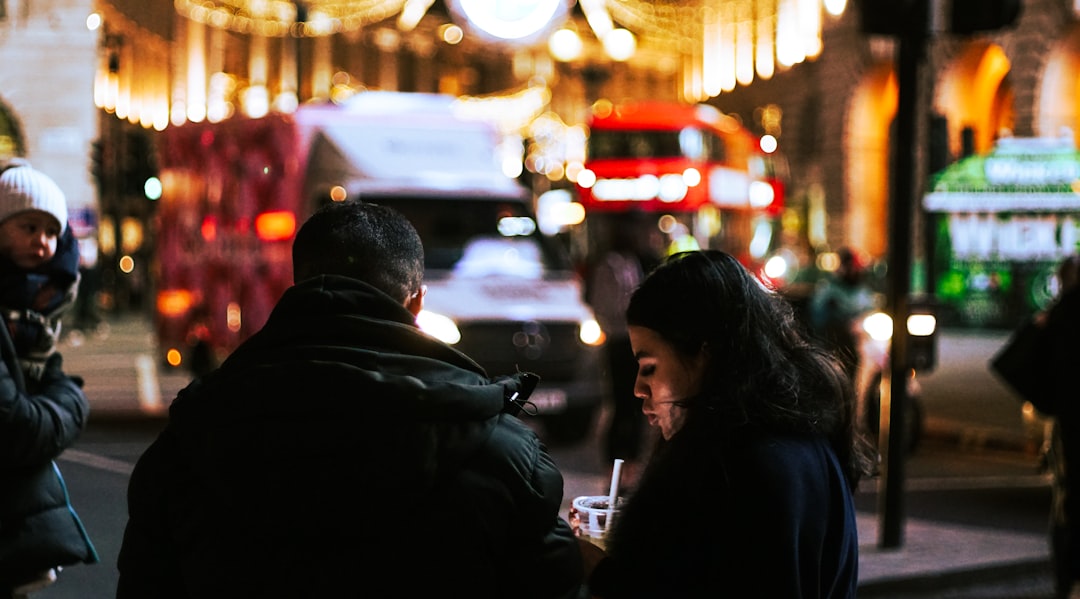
[628,325,708,440]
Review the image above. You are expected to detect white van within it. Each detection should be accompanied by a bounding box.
[298,93,606,442]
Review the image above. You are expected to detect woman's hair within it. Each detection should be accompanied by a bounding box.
[625,250,876,488]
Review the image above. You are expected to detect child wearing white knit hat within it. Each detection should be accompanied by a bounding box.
[0,158,81,380]
[0,158,97,594]
[0,157,68,235]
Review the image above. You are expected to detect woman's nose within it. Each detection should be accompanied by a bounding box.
[633,378,648,400]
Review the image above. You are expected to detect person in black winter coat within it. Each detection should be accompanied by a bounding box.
[0,160,97,596]
[586,221,647,488]
[1041,255,1080,599]
[585,250,876,598]
[117,200,583,598]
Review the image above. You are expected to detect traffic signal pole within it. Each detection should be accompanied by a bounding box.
[878,1,927,550]
[857,0,1021,551]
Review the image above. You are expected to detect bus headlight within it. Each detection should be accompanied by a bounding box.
[416,310,461,344]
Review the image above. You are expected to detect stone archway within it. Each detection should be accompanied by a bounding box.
[1038,24,1080,144]
[844,60,895,259]
[934,41,1013,157]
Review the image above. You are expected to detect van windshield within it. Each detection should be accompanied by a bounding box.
[373,196,573,275]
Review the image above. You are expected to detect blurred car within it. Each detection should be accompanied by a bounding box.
[857,305,938,454]
[772,250,937,453]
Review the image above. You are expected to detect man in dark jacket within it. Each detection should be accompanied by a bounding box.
[117,201,583,598]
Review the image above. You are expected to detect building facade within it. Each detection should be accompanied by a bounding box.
[0,0,97,213]
[3,0,1080,323]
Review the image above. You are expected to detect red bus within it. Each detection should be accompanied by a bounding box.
[574,100,786,273]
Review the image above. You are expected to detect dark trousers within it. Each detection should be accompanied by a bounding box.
[1049,417,1080,598]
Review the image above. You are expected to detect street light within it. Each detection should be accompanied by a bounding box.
[548,25,637,63]
[549,28,582,62]
[602,28,636,62]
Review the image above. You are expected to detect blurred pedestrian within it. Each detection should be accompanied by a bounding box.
[585,250,875,598]
[0,159,98,597]
[809,247,876,382]
[1039,254,1080,599]
[117,200,583,598]
[587,223,646,488]
[71,235,105,338]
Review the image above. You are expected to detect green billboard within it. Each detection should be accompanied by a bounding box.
[923,135,1080,328]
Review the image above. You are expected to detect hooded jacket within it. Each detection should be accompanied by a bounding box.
[0,226,80,381]
[0,312,97,589]
[117,275,583,598]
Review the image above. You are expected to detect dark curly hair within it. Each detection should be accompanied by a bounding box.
[292,200,424,303]
[625,250,876,488]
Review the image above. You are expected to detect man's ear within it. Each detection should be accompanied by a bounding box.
[405,285,426,316]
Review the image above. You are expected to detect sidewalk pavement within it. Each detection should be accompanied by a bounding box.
[60,312,1054,595]
[856,510,1050,596]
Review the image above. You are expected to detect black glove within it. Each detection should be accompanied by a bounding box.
[41,353,82,387]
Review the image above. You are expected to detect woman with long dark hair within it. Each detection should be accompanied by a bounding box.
[586,250,876,598]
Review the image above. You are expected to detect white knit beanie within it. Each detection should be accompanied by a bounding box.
[0,158,68,234]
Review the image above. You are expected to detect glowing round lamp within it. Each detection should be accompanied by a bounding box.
[549,28,582,61]
[450,0,568,44]
[603,29,636,61]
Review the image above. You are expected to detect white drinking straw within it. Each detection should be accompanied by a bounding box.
[607,458,624,525]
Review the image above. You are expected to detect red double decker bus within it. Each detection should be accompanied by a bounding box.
[574,100,785,273]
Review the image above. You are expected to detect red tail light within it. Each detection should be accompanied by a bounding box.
[255,210,296,242]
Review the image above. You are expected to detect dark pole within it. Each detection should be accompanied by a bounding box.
[879,0,926,549]
[294,1,307,101]
[925,114,950,297]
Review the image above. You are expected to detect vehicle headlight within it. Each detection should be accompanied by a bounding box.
[862,312,893,341]
[861,311,937,341]
[763,254,788,280]
[579,318,605,346]
[907,313,936,337]
[416,310,461,345]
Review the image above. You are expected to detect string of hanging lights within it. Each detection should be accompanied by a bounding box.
[600,0,846,99]
[172,0,409,36]
[170,0,845,57]
[170,0,847,98]
[95,0,847,130]
[547,0,846,101]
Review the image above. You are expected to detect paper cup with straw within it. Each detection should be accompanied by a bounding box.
[569,459,626,551]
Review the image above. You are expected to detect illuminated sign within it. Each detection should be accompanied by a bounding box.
[927,137,1080,328]
[924,136,1080,213]
[948,213,1079,260]
[984,156,1080,186]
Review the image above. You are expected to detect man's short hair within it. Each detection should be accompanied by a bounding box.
[292,200,424,302]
